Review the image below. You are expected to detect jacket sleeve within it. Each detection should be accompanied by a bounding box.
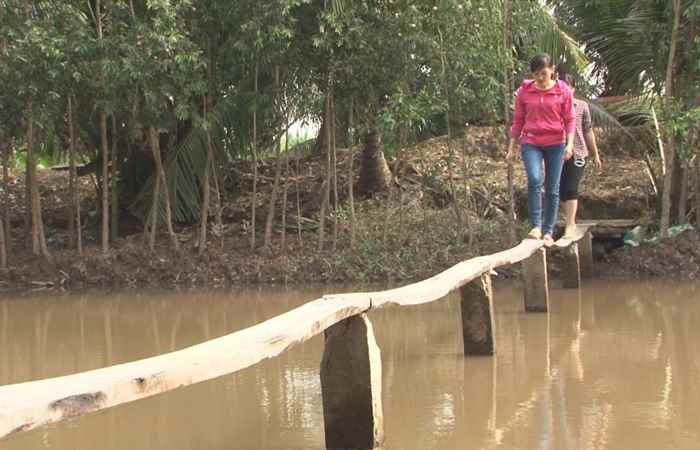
[511,84,526,140]
[561,83,576,136]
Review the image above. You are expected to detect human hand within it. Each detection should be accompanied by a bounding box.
[564,144,574,161]
[594,155,603,171]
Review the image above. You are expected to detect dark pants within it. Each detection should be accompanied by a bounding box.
[560,158,586,201]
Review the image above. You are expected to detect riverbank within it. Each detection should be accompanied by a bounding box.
[1,126,694,292]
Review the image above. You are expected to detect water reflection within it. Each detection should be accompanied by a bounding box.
[0,280,698,450]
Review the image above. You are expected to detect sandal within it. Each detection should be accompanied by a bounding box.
[527,227,542,240]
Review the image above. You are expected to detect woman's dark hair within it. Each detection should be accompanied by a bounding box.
[562,73,576,88]
[529,53,553,73]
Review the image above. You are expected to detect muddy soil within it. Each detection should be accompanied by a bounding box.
[0,126,685,292]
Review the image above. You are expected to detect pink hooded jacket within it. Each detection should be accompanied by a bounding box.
[511,79,575,148]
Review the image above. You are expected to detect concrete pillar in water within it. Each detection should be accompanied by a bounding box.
[460,272,495,355]
[562,243,581,289]
[522,248,549,312]
[579,232,594,280]
[320,313,384,450]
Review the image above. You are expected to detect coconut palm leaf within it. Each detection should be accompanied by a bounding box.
[545,0,676,96]
[130,69,289,224]
[531,5,590,73]
[131,91,255,223]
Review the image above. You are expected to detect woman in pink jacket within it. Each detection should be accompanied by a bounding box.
[506,54,575,246]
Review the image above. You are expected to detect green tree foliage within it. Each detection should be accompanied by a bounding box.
[6,0,691,240]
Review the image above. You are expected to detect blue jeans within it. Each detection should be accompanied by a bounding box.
[521,143,566,235]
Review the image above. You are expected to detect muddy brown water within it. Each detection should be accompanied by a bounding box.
[1,280,699,450]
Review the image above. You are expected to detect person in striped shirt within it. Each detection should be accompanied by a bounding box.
[560,74,603,239]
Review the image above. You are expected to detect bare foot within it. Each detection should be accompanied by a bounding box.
[542,234,555,247]
[563,224,577,240]
[527,227,542,239]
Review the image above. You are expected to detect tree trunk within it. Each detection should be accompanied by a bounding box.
[678,162,689,224]
[199,96,213,255]
[212,161,223,250]
[26,103,38,254]
[111,115,119,240]
[331,94,339,252]
[696,153,700,227]
[347,96,356,247]
[460,128,474,248]
[68,97,76,249]
[149,126,179,250]
[146,154,161,251]
[651,107,666,175]
[281,113,290,253]
[250,61,259,251]
[1,141,11,262]
[314,109,328,155]
[318,94,332,251]
[0,213,5,269]
[659,0,682,238]
[99,110,110,252]
[24,146,31,245]
[0,141,6,266]
[328,100,350,149]
[68,96,82,254]
[688,20,699,228]
[357,127,391,197]
[437,26,463,234]
[26,101,49,258]
[296,149,302,245]
[503,0,517,245]
[96,0,110,253]
[264,66,282,252]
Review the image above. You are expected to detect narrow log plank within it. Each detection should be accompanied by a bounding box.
[0,296,369,441]
[579,232,594,280]
[2,234,590,441]
[331,238,543,309]
[522,248,549,312]
[553,224,593,248]
[576,220,635,239]
[321,314,384,450]
[460,273,495,355]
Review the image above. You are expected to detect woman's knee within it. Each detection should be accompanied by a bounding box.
[527,173,544,190]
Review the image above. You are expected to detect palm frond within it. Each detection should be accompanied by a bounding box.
[329,0,345,16]
[531,5,589,73]
[587,94,658,153]
[130,94,251,223]
[545,0,672,96]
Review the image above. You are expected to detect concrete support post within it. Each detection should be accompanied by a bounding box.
[522,248,549,312]
[579,232,594,280]
[460,272,495,355]
[320,314,384,450]
[562,243,581,289]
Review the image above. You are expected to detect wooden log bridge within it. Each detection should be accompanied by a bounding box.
[0,225,594,449]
